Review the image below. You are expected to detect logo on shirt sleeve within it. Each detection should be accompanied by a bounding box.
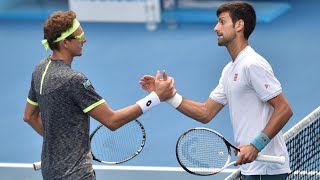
[82,79,93,90]
[265,84,270,89]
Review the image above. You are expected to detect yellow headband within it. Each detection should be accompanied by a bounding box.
[41,19,80,51]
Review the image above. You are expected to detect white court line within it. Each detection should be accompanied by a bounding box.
[0,162,238,173]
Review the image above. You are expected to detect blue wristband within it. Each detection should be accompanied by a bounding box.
[250,132,270,152]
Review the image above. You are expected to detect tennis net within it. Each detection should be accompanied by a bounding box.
[225,106,320,180]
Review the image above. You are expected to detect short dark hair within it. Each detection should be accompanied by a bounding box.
[217,2,256,39]
[43,10,77,50]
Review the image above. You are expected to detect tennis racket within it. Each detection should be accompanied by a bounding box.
[176,127,286,176]
[33,119,146,170]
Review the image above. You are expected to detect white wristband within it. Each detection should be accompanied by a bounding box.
[136,91,160,113]
[166,93,182,108]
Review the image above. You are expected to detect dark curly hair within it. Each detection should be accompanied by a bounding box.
[217,2,256,40]
[43,10,77,50]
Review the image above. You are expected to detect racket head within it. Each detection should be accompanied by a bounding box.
[176,127,232,176]
[90,119,146,164]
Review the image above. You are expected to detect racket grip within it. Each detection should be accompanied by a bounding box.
[256,155,285,165]
[33,161,41,171]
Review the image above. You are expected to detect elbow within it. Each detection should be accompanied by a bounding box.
[281,104,293,123]
[197,114,213,124]
[196,103,219,124]
[284,101,293,119]
[23,114,32,124]
[200,121,210,124]
[101,121,118,131]
[287,106,293,119]
[104,119,131,131]
[103,119,121,131]
[201,117,212,124]
[283,96,293,120]
[107,124,118,131]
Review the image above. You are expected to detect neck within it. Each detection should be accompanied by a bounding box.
[51,50,73,66]
[226,39,248,62]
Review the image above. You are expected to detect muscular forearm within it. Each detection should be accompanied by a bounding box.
[111,104,143,130]
[177,98,223,124]
[263,94,293,139]
[263,104,292,139]
[25,113,44,136]
[24,103,44,136]
[88,103,143,131]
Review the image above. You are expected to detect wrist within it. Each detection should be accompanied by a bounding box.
[166,93,182,108]
[136,91,160,113]
[250,132,270,152]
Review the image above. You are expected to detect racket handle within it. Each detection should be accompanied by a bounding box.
[33,161,41,171]
[256,155,285,165]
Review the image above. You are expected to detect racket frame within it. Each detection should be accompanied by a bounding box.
[89,119,146,164]
[176,127,286,176]
[176,127,236,176]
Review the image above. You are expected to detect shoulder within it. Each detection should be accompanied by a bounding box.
[71,72,88,82]
[70,72,92,88]
[244,50,272,71]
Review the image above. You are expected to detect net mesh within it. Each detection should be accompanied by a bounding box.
[225,106,320,180]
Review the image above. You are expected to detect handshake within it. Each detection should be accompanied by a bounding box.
[137,70,183,113]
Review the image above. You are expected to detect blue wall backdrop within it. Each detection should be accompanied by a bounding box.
[0,1,319,178]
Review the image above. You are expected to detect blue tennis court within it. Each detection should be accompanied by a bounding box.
[0,0,319,179]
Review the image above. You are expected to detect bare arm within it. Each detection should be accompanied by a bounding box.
[23,103,44,136]
[263,93,293,139]
[89,71,176,131]
[88,102,142,131]
[140,73,224,124]
[176,97,224,124]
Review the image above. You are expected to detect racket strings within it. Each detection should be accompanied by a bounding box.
[91,120,145,163]
[177,129,230,175]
